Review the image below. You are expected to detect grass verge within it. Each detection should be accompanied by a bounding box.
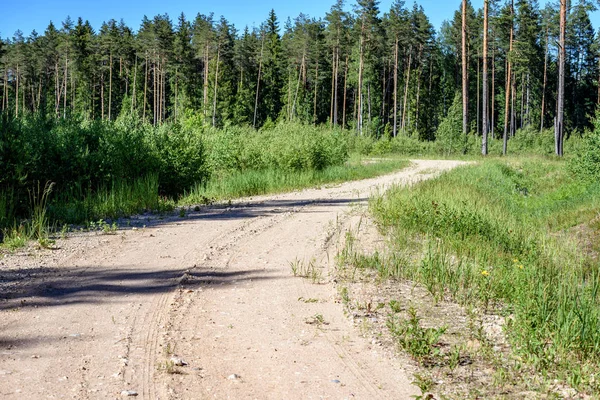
[338,157,600,397]
[180,154,409,204]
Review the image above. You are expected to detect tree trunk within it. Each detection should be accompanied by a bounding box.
[330,48,335,125]
[132,54,137,113]
[64,55,68,118]
[213,48,220,127]
[526,73,530,127]
[381,62,386,122]
[292,53,305,121]
[415,66,421,133]
[367,82,371,127]
[162,58,166,123]
[175,66,178,119]
[101,72,105,120]
[393,37,399,137]
[204,43,210,117]
[143,54,148,122]
[343,55,348,128]
[462,0,468,135]
[491,44,495,139]
[520,73,525,128]
[153,58,157,125]
[357,25,365,134]
[253,33,265,129]
[333,48,339,126]
[511,72,516,137]
[503,0,514,155]
[313,59,319,126]
[108,53,113,121]
[402,50,412,134]
[541,26,549,132]
[477,56,480,135]
[2,70,6,111]
[482,0,489,155]
[55,62,59,116]
[556,0,566,156]
[15,64,19,117]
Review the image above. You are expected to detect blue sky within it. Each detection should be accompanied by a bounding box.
[0,0,598,40]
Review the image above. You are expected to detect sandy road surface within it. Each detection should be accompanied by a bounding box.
[0,160,466,400]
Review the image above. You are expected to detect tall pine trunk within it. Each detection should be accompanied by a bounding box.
[462,0,468,135]
[15,64,19,117]
[357,25,365,134]
[143,54,148,122]
[555,0,566,156]
[482,0,489,155]
[541,26,548,132]
[333,48,339,126]
[132,55,137,113]
[393,37,399,137]
[203,43,210,117]
[253,33,265,129]
[213,48,220,127]
[108,53,112,121]
[343,55,348,128]
[503,0,514,155]
[402,50,412,134]
[313,58,319,126]
[491,45,495,139]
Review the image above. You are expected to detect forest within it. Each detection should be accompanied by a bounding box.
[1,0,598,136]
[0,0,599,228]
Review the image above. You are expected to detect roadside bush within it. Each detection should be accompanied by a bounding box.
[569,115,600,183]
[150,123,208,196]
[205,123,349,174]
[435,94,466,155]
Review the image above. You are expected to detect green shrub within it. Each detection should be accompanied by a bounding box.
[150,123,208,196]
[435,94,466,155]
[569,115,600,183]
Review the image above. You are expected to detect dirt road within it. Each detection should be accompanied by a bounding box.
[0,160,466,399]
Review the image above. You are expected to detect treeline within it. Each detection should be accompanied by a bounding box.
[0,0,598,138]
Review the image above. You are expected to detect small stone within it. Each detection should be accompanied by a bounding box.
[170,357,188,366]
[121,390,138,397]
[228,374,241,380]
[331,379,341,384]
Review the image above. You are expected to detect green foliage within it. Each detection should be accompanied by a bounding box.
[204,123,349,173]
[569,114,600,183]
[151,123,208,196]
[183,156,409,203]
[435,94,466,155]
[387,306,447,361]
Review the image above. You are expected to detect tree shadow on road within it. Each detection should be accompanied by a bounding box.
[0,265,279,311]
[123,196,369,228]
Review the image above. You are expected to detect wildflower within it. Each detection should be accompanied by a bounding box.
[481,270,489,276]
[513,258,519,263]
[518,264,524,270]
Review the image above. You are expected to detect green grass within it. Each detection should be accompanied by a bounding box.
[362,157,600,393]
[180,154,409,204]
[47,174,170,224]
